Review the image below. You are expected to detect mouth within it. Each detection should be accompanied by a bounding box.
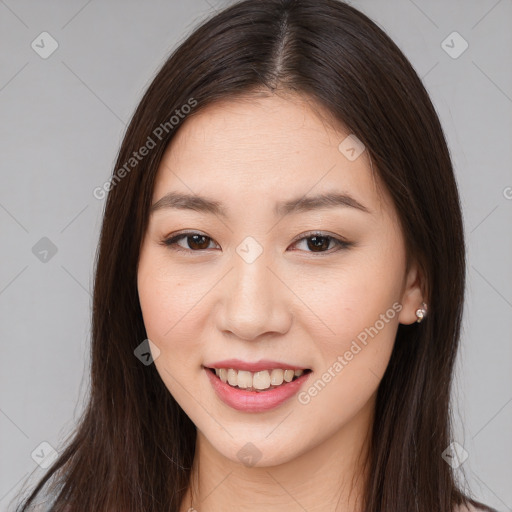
[205,366,313,393]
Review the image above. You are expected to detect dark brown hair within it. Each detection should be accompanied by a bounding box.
[15,0,495,510]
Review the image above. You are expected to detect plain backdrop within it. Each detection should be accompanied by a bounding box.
[0,1,511,510]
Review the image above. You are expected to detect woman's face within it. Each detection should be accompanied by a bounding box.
[137,92,423,467]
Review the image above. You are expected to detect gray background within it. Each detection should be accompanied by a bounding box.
[0,0,511,510]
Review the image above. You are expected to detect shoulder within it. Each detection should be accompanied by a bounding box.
[454,502,498,512]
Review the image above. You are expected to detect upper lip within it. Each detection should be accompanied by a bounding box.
[204,359,310,372]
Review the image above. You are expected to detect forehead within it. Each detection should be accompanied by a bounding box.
[152,92,389,217]
[164,92,348,164]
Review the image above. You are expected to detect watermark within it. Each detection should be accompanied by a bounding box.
[297,301,402,405]
[236,236,264,264]
[134,338,161,365]
[236,442,263,467]
[441,31,469,59]
[503,186,512,200]
[32,236,58,263]
[441,441,469,469]
[93,97,198,200]
[31,441,59,469]
[338,134,365,161]
[31,32,59,59]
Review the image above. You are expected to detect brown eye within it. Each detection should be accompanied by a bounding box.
[303,235,332,252]
[185,234,212,250]
[291,232,352,254]
[161,233,217,251]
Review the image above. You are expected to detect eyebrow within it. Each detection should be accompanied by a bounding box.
[150,191,372,217]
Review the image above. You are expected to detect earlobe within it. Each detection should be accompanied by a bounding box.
[398,262,428,325]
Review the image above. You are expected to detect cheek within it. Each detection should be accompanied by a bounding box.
[294,271,400,429]
[137,252,218,371]
[137,260,206,404]
[294,257,401,336]
[292,247,403,390]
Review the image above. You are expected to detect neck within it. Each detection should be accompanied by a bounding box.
[179,397,374,512]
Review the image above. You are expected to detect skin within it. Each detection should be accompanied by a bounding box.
[137,90,425,511]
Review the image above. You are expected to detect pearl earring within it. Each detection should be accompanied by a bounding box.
[415,302,428,323]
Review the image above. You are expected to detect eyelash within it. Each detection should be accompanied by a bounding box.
[159,231,353,255]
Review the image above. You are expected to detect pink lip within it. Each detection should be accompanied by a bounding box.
[204,358,309,372]
[204,366,312,413]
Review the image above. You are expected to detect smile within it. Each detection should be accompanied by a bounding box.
[207,367,312,392]
[203,363,313,413]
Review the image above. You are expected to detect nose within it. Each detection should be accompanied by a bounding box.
[216,249,292,341]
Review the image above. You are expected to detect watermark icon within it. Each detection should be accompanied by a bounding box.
[93,97,198,200]
[31,32,59,59]
[31,441,59,469]
[298,301,402,405]
[338,134,365,161]
[503,186,512,200]
[441,441,469,469]
[236,442,263,467]
[134,338,161,365]
[236,236,264,264]
[441,31,468,59]
[32,237,58,263]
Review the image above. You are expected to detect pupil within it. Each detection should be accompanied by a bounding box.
[189,235,209,250]
[307,235,329,252]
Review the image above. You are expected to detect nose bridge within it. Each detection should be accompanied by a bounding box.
[234,239,271,300]
[232,238,275,316]
[217,235,290,339]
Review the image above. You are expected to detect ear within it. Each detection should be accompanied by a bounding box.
[398,260,426,325]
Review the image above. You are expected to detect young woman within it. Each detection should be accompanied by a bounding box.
[15,0,498,510]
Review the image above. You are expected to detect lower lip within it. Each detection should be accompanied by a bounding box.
[204,367,312,413]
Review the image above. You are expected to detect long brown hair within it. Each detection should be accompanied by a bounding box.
[14,1,495,510]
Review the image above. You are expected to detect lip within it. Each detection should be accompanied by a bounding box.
[204,358,309,372]
[204,366,312,413]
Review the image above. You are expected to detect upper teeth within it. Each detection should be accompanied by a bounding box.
[213,368,304,390]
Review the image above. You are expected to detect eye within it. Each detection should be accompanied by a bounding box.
[160,232,219,252]
[160,231,352,254]
[290,232,352,253]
